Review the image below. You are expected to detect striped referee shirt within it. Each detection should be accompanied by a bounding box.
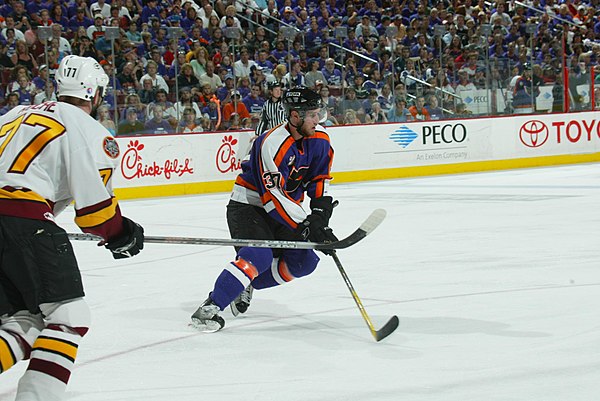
[255,98,286,136]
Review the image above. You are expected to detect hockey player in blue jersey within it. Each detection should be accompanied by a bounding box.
[191,87,337,332]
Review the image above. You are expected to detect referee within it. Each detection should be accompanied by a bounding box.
[255,81,286,136]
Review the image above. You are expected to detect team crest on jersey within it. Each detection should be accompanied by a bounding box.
[103,137,120,158]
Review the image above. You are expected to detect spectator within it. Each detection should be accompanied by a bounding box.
[216,73,235,102]
[355,15,378,45]
[242,83,265,118]
[199,60,222,91]
[120,93,147,123]
[377,84,394,113]
[196,83,215,109]
[0,93,20,114]
[234,48,256,78]
[202,98,220,130]
[51,23,72,54]
[69,7,93,32]
[90,0,111,19]
[365,101,388,123]
[139,60,169,93]
[305,58,326,90]
[512,63,537,113]
[222,90,250,125]
[165,87,202,123]
[138,77,157,104]
[284,60,305,88]
[237,75,252,98]
[140,0,161,24]
[321,57,342,88]
[218,5,242,31]
[2,16,26,41]
[227,112,242,130]
[86,14,106,40]
[190,46,209,79]
[408,96,431,121]
[342,108,362,125]
[13,75,34,105]
[117,61,142,92]
[97,104,116,135]
[144,104,173,134]
[11,40,37,71]
[387,97,413,122]
[335,87,364,120]
[32,64,50,93]
[425,95,444,120]
[177,62,200,89]
[454,70,477,99]
[361,89,379,115]
[147,46,168,76]
[146,88,173,121]
[179,107,203,133]
[73,34,97,58]
[33,81,56,104]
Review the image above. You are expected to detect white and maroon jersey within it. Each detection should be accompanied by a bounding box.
[0,101,126,241]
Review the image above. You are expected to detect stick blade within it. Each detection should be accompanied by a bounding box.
[374,315,399,342]
[359,208,387,236]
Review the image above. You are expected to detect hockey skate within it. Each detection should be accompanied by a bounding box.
[230,285,253,317]
[190,296,225,333]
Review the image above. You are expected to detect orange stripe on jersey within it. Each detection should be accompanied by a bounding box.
[74,197,119,229]
[0,336,17,372]
[235,175,257,191]
[311,130,330,141]
[232,258,259,280]
[278,259,294,282]
[260,191,299,229]
[273,136,296,168]
[313,180,325,198]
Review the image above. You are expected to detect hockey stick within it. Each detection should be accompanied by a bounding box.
[330,251,399,342]
[67,208,386,250]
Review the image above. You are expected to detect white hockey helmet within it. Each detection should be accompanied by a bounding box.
[56,55,109,101]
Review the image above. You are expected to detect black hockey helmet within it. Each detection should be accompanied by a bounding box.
[283,86,325,120]
[267,80,282,90]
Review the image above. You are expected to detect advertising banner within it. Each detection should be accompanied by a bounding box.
[111,112,599,195]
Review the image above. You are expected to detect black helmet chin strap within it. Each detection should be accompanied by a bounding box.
[289,110,305,133]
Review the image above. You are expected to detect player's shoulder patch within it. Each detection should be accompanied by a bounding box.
[103,136,120,159]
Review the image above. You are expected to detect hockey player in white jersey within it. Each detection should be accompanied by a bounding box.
[0,55,144,401]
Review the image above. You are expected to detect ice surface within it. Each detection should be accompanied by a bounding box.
[0,164,599,401]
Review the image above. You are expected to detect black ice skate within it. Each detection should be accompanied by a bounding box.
[190,296,225,332]
[230,286,253,317]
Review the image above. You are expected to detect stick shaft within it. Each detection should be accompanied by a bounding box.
[330,252,379,339]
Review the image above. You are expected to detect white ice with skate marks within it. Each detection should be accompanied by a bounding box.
[0,163,599,401]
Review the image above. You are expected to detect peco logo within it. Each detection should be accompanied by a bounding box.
[389,126,418,148]
[519,120,549,148]
[423,123,467,144]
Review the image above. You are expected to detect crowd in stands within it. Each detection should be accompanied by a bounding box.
[0,0,600,135]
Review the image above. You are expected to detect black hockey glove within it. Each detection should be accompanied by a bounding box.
[296,197,339,255]
[309,196,338,226]
[105,217,145,259]
[296,215,339,255]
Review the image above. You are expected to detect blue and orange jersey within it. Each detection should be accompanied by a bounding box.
[230,122,334,230]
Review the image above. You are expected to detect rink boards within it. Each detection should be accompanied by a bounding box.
[112,111,600,199]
